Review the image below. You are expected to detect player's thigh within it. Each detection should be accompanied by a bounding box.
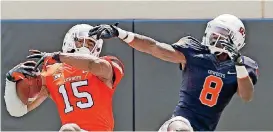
[158,116,193,132]
[59,123,87,132]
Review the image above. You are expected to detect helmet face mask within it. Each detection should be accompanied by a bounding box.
[62,24,103,57]
[202,14,246,56]
[204,23,233,55]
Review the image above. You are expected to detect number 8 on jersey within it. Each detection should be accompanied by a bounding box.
[199,75,224,107]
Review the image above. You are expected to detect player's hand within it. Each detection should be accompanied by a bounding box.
[89,23,119,40]
[226,46,243,66]
[29,49,43,55]
[6,61,38,82]
[27,50,61,71]
[223,37,244,66]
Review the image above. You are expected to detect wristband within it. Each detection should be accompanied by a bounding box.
[52,52,61,63]
[117,28,135,43]
[235,65,249,78]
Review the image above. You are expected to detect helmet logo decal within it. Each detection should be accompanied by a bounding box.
[239,27,245,36]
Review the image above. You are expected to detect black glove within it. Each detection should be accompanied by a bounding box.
[27,49,61,71]
[89,23,120,40]
[6,61,38,82]
[224,36,244,66]
[226,46,243,66]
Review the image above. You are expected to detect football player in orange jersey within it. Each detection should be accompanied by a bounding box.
[4,24,124,131]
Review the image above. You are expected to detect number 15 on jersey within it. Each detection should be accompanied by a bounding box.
[59,80,94,113]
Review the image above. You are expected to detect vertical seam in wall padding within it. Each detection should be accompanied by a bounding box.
[261,0,265,18]
[132,19,136,131]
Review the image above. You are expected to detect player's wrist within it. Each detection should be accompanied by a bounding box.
[6,72,15,82]
[52,52,62,63]
[116,28,135,43]
[6,68,24,82]
[234,55,244,66]
[235,65,249,78]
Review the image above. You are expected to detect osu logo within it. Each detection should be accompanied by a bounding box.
[239,27,245,36]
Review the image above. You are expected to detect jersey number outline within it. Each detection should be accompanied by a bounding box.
[199,75,223,107]
[59,80,94,113]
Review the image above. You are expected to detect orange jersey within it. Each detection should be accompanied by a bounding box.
[41,56,124,131]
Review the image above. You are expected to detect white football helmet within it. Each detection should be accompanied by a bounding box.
[202,14,246,55]
[62,24,103,57]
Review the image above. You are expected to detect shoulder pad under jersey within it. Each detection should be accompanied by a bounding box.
[172,36,209,53]
[101,55,124,72]
[172,36,209,54]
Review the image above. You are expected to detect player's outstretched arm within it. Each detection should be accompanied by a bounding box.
[27,51,115,84]
[89,24,186,64]
[58,53,113,80]
[125,34,186,64]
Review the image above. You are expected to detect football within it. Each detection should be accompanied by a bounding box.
[16,76,43,105]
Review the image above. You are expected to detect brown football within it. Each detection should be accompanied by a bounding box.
[16,76,42,105]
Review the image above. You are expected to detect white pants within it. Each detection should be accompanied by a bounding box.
[158,116,194,132]
[59,123,87,132]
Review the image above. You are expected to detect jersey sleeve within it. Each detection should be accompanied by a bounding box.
[242,56,259,85]
[171,36,209,67]
[102,56,125,89]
